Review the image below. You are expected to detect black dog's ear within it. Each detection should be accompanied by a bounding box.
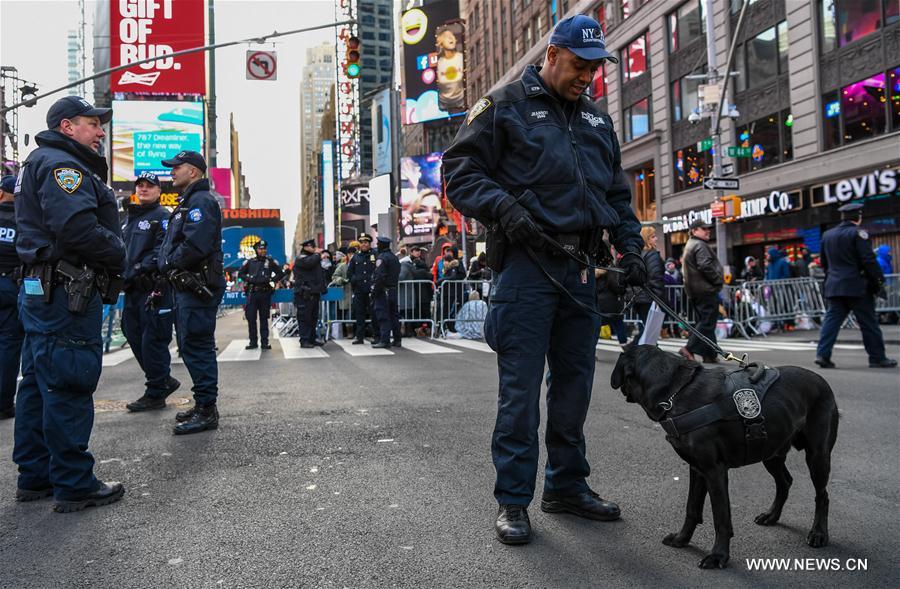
[611,353,627,390]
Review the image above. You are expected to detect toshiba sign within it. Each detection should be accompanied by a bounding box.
[110,0,206,94]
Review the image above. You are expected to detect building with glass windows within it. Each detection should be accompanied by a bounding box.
[464,0,899,272]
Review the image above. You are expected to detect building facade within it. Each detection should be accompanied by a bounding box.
[463,0,899,273]
[300,42,336,246]
[357,0,396,176]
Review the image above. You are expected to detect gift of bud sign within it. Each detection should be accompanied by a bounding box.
[118,0,176,70]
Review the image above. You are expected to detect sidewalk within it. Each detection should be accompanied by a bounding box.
[723,323,900,346]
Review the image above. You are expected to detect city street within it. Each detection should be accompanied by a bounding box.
[1,312,897,588]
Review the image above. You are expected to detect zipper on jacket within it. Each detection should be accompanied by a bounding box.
[563,101,587,229]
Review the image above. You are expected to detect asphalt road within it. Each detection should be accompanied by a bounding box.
[1,312,898,589]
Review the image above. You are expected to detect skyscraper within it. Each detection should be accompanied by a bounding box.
[356,0,395,176]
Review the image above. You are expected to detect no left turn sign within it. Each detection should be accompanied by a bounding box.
[246,51,277,81]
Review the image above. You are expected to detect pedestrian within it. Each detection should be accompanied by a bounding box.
[238,240,285,350]
[293,239,326,348]
[629,226,665,345]
[794,246,812,277]
[121,172,180,413]
[321,250,336,284]
[408,245,434,335]
[680,218,724,363]
[741,255,763,282]
[444,14,645,545]
[765,247,792,280]
[808,254,826,281]
[596,264,627,346]
[159,150,225,435]
[14,96,126,511]
[876,244,893,276]
[347,233,376,344]
[815,202,896,369]
[0,174,23,420]
[371,236,402,348]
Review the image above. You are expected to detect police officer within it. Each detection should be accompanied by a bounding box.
[347,233,376,344]
[0,175,23,420]
[443,15,646,544]
[293,239,326,348]
[14,96,126,511]
[158,151,225,435]
[815,202,896,369]
[238,240,285,349]
[371,236,401,349]
[122,172,179,412]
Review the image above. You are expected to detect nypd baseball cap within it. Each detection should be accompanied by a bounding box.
[134,171,160,186]
[161,150,207,173]
[549,15,617,63]
[46,96,113,129]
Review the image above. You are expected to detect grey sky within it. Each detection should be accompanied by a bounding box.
[1,0,340,257]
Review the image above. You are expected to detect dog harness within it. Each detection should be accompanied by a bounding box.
[660,364,781,463]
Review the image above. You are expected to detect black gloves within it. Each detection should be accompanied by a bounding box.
[619,250,648,287]
[497,195,544,244]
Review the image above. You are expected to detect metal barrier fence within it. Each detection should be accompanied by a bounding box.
[877,273,900,313]
[435,279,493,338]
[320,280,436,339]
[727,277,826,337]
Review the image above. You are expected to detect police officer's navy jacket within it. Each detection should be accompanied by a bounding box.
[820,220,884,298]
[123,201,168,286]
[0,201,18,273]
[293,253,326,295]
[372,249,400,290]
[239,255,284,286]
[15,130,125,272]
[159,178,225,289]
[443,65,643,254]
[347,250,376,293]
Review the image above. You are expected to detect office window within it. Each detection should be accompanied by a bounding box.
[621,31,650,82]
[623,97,650,142]
[591,64,607,100]
[891,67,900,130]
[672,70,704,121]
[673,144,712,192]
[820,0,884,52]
[843,73,888,143]
[550,0,558,26]
[739,21,788,89]
[735,110,793,174]
[669,0,707,53]
[777,21,788,75]
[632,163,656,222]
[889,0,900,25]
[822,91,842,150]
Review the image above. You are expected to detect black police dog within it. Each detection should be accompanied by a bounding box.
[610,345,839,569]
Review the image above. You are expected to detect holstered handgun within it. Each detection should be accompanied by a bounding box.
[485,223,508,273]
[56,260,96,314]
[168,269,214,302]
[97,272,125,304]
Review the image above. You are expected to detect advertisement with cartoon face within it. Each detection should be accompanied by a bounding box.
[401,0,466,125]
[400,153,444,242]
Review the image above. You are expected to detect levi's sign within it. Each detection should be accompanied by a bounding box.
[811,168,898,205]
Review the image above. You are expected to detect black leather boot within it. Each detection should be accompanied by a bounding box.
[126,395,166,412]
[173,403,219,435]
[495,505,532,545]
[15,486,53,502]
[541,490,621,521]
[175,404,197,423]
[53,481,125,513]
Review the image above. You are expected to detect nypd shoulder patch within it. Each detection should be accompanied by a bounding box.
[53,168,83,194]
[858,229,869,240]
[467,97,492,125]
[138,220,151,231]
[162,219,169,231]
[188,208,203,222]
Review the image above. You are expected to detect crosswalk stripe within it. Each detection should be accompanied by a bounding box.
[402,339,462,354]
[170,346,183,364]
[331,338,394,356]
[279,337,329,359]
[218,339,262,362]
[102,348,134,367]
[437,338,494,353]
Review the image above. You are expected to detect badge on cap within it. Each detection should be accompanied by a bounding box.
[53,168,83,194]
[467,97,492,124]
[188,208,203,222]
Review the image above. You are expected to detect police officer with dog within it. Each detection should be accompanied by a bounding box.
[0,175,22,420]
[293,239,326,348]
[14,96,126,512]
[347,233,376,344]
[159,151,225,435]
[238,240,285,350]
[122,172,180,413]
[815,201,896,369]
[444,15,646,544]
[371,236,402,348]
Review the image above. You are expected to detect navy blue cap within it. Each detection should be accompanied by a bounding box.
[548,15,617,63]
[377,236,392,246]
[301,239,316,248]
[358,233,373,243]
[46,96,112,129]
[837,202,863,213]
[0,175,16,194]
[134,171,160,187]
[254,240,268,249]
[161,150,207,173]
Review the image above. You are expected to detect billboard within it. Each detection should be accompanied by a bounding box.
[209,167,232,209]
[340,179,371,243]
[112,100,204,184]
[372,89,393,177]
[110,0,206,95]
[322,140,336,246]
[401,0,466,125]
[222,209,286,270]
[400,153,444,242]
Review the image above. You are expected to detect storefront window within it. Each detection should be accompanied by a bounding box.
[673,144,711,192]
[891,68,900,130]
[735,109,794,174]
[624,98,651,142]
[781,109,794,162]
[621,31,650,82]
[842,73,887,143]
[822,91,842,150]
[672,71,704,121]
[669,0,707,53]
[631,163,656,222]
[820,0,884,52]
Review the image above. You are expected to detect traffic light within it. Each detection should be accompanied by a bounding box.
[345,37,361,78]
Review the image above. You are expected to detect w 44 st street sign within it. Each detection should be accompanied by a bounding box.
[703,177,740,191]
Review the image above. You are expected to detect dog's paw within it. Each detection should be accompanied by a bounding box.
[754,511,781,526]
[698,553,729,569]
[662,532,690,548]
[807,530,829,548]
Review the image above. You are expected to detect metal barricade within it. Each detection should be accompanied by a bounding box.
[728,277,826,337]
[102,293,126,353]
[436,279,492,337]
[320,280,437,340]
[876,273,899,313]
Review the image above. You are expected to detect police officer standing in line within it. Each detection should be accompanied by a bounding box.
[815,202,896,369]
[239,239,285,349]
[443,15,646,544]
[0,175,23,420]
[122,172,180,413]
[158,151,226,435]
[293,239,326,348]
[347,233,376,344]
[14,96,126,511]
[371,236,402,349]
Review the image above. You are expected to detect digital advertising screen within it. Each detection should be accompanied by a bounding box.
[112,100,205,184]
[222,210,287,270]
[400,153,444,241]
[400,0,466,125]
